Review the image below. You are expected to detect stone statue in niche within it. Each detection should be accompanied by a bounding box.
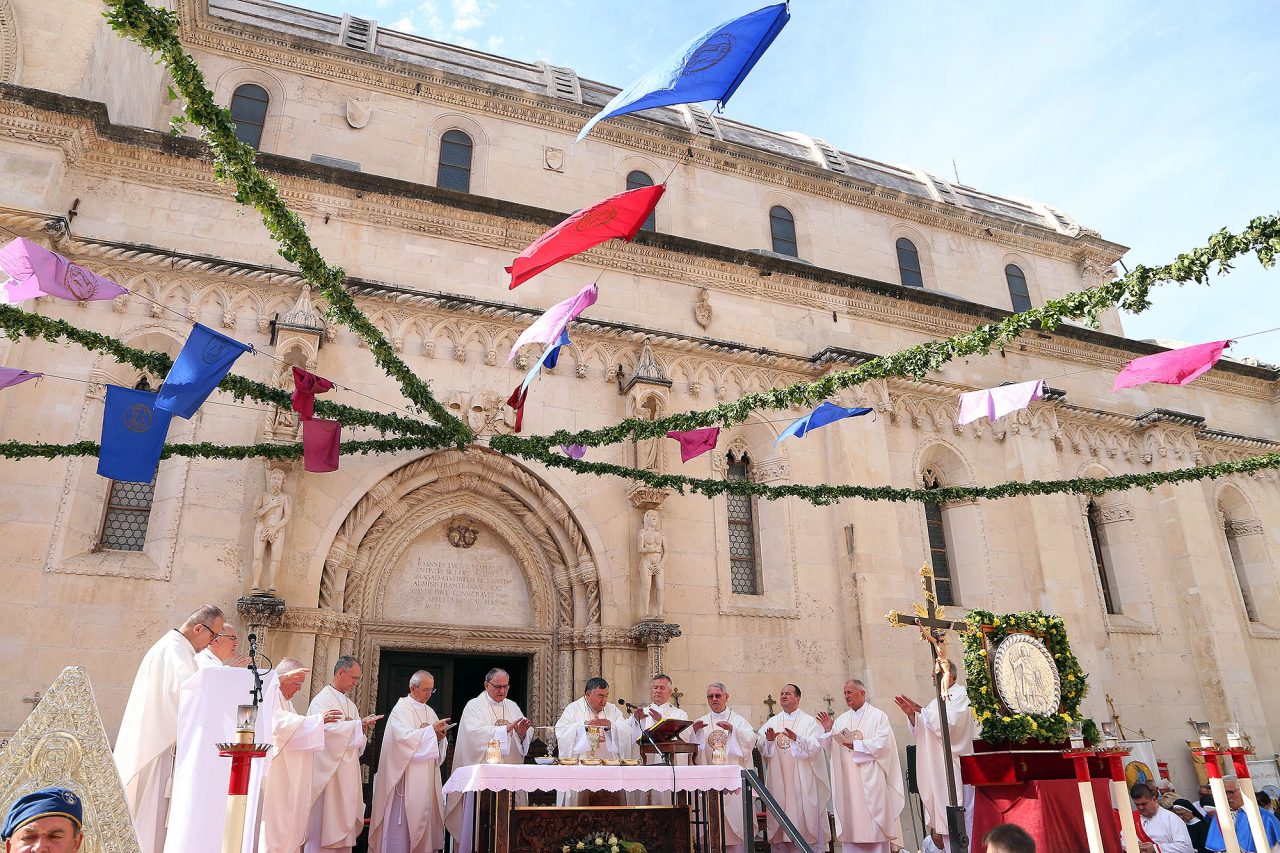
[265,368,300,441]
[250,467,293,594]
[637,394,663,472]
[638,509,666,619]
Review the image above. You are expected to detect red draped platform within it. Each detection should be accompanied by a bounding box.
[962,741,1123,853]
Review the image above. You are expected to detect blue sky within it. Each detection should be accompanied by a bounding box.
[299,0,1280,362]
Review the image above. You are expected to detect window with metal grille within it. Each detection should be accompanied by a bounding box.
[769,206,798,257]
[437,129,474,193]
[99,477,155,552]
[1087,502,1119,615]
[726,452,761,595]
[896,237,924,288]
[1005,264,1032,313]
[229,84,269,150]
[923,472,956,605]
[1224,519,1259,622]
[626,170,656,232]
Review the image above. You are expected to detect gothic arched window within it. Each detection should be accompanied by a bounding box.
[229,83,270,150]
[726,450,761,595]
[1087,501,1120,615]
[437,129,474,193]
[896,237,924,288]
[922,470,956,606]
[626,170,657,232]
[1005,263,1032,313]
[769,206,798,257]
[97,375,157,552]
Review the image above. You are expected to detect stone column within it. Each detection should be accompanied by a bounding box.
[629,620,682,677]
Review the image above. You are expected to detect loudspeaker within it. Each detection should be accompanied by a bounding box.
[906,743,918,794]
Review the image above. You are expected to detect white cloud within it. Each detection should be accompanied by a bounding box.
[388,15,416,33]
[451,0,486,32]
[486,34,505,53]
[373,0,393,8]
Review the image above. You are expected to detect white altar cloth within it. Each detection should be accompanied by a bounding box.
[442,763,741,795]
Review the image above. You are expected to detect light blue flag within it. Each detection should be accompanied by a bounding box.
[155,323,252,419]
[775,402,872,445]
[98,385,173,483]
[576,3,790,142]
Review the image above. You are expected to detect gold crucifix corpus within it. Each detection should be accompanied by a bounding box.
[887,563,972,853]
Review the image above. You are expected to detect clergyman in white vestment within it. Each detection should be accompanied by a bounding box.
[628,673,690,805]
[444,668,533,853]
[896,660,976,853]
[554,677,638,806]
[113,604,224,853]
[368,671,451,853]
[194,622,250,669]
[305,656,380,853]
[691,682,757,853]
[819,679,905,853]
[257,659,341,853]
[1131,783,1194,853]
[757,683,831,853]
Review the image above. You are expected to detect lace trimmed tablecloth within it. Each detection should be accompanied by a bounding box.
[442,763,742,795]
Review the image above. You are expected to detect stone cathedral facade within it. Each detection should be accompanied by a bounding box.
[1,0,1279,802]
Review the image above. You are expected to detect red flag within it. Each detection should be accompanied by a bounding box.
[302,418,340,472]
[291,366,334,420]
[506,184,665,289]
[666,427,720,462]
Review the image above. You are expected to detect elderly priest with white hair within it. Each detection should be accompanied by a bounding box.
[194,622,250,668]
[691,682,757,853]
[257,658,344,853]
[820,679,905,853]
[305,655,381,853]
[368,670,451,853]
[446,668,532,853]
[113,603,224,853]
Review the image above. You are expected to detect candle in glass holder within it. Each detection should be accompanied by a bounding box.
[1069,721,1085,750]
[1226,722,1243,749]
[1101,721,1119,750]
[1192,721,1214,749]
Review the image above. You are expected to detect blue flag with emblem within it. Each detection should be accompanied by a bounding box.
[98,385,173,482]
[576,3,790,142]
[775,401,872,445]
[155,323,252,418]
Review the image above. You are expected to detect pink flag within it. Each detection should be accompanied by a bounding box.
[957,379,1044,425]
[291,366,334,420]
[0,367,41,391]
[508,283,598,364]
[1113,341,1228,391]
[666,427,720,462]
[0,237,127,303]
[302,418,340,472]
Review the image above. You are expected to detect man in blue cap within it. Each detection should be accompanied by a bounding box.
[2,787,83,852]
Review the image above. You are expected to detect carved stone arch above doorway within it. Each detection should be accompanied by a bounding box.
[306,447,605,723]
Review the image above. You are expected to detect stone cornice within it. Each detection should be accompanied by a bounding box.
[175,0,1127,266]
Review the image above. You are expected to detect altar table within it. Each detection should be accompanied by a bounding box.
[443,764,741,853]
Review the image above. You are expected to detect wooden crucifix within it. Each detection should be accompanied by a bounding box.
[762,694,778,717]
[888,564,971,853]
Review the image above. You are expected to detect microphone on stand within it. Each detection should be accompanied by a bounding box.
[246,632,263,707]
[619,698,671,768]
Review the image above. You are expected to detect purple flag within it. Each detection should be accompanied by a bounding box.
[776,402,872,445]
[957,379,1044,425]
[561,444,587,459]
[0,238,127,303]
[506,329,571,432]
[0,367,41,391]
[1113,341,1228,391]
[508,283,598,364]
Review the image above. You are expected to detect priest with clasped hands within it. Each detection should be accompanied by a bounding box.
[819,679,905,853]
[691,682,756,853]
[757,683,831,853]
[305,655,383,853]
[554,677,637,805]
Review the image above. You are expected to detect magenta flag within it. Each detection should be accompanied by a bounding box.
[302,418,340,472]
[0,367,41,391]
[1113,341,1228,391]
[508,283,598,364]
[0,238,127,303]
[291,366,334,420]
[666,427,720,462]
